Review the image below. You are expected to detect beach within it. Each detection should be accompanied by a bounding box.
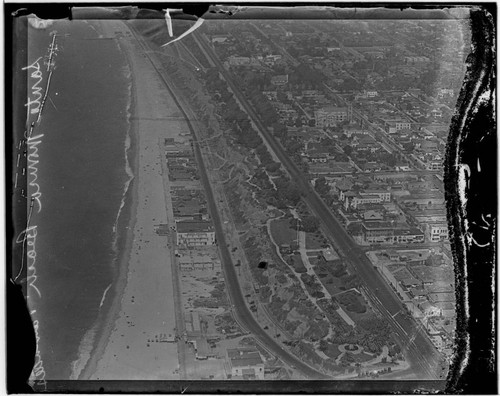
[78,20,182,380]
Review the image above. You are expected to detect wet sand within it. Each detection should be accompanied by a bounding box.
[79,20,183,380]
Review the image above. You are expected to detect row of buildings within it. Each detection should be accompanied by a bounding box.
[330,174,449,245]
[367,248,455,357]
[163,138,217,248]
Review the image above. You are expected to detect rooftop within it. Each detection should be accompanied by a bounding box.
[227,348,263,368]
[176,220,214,234]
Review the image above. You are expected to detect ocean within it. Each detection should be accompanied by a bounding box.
[23,19,133,380]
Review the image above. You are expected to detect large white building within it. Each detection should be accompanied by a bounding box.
[176,221,216,247]
[227,348,265,380]
[314,106,349,127]
[427,222,449,243]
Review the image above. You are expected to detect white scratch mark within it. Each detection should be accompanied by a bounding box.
[161,18,205,47]
[163,9,179,37]
[477,157,481,172]
[470,234,490,248]
[481,213,492,227]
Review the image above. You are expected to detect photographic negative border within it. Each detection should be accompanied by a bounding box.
[5,2,496,393]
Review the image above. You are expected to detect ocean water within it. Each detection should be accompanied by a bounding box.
[24,19,132,380]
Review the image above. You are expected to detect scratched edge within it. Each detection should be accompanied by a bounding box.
[6,2,495,394]
[443,4,497,394]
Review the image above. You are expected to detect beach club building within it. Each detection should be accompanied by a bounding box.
[176,220,216,247]
[226,348,265,380]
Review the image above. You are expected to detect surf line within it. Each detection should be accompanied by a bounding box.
[99,284,113,308]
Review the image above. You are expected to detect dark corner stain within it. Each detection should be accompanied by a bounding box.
[258,261,268,269]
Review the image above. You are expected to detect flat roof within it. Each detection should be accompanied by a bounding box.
[176,221,214,233]
[227,348,263,367]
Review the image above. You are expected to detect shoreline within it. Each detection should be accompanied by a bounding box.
[77,20,141,380]
[79,19,179,380]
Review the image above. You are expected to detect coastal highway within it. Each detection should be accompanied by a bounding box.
[128,23,330,380]
[194,31,443,379]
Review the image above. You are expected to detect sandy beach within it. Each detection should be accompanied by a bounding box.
[78,20,185,380]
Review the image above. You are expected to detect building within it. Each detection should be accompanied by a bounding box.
[383,119,412,134]
[314,106,349,127]
[228,56,251,66]
[176,220,216,247]
[178,255,221,272]
[362,221,424,244]
[404,56,431,64]
[360,189,391,202]
[271,74,289,86]
[227,348,265,379]
[211,34,229,43]
[362,221,396,244]
[344,192,379,210]
[321,248,339,262]
[343,188,390,210]
[427,222,449,242]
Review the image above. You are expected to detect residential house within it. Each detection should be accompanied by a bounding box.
[383,118,412,134]
[211,34,229,43]
[227,348,265,379]
[271,74,289,86]
[362,221,424,244]
[427,222,449,242]
[314,106,349,127]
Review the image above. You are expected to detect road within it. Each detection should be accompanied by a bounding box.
[323,85,431,171]
[128,23,330,380]
[195,31,442,379]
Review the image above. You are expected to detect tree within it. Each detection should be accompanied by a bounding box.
[319,339,329,352]
[301,216,320,233]
[272,122,287,139]
[314,177,330,196]
[343,145,353,156]
[265,162,281,173]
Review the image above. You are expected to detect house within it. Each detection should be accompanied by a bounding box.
[321,248,339,262]
[404,56,430,64]
[176,220,216,247]
[211,34,229,43]
[362,221,424,244]
[361,161,383,172]
[427,222,449,242]
[395,163,411,172]
[308,153,328,163]
[314,106,349,127]
[344,192,381,210]
[383,119,412,134]
[228,56,251,66]
[429,108,443,118]
[437,88,454,99]
[408,287,428,301]
[361,221,396,244]
[271,74,289,86]
[418,301,441,317]
[363,210,384,221]
[407,208,447,224]
[393,227,425,244]
[178,255,221,272]
[360,188,391,202]
[227,348,265,379]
